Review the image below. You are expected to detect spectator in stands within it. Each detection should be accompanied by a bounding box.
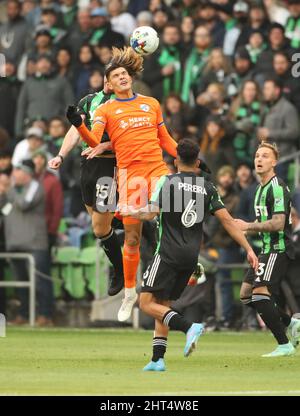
[180,15,194,51]
[255,23,295,76]
[40,7,67,46]
[15,55,74,137]
[195,82,229,124]
[195,47,232,96]
[263,0,290,26]
[235,162,256,193]
[0,60,21,139]
[257,77,300,180]
[181,25,212,103]
[285,0,300,50]
[245,30,267,65]
[0,172,11,316]
[0,0,30,66]
[73,44,99,99]
[88,7,125,49]
[0,159,54,326]
[157,23,184,100]
[55,46,74,87]
[22,0,42,27]
[60,0,78,29]
[45,117,68,157]
[198,115,235,180]
[27,26,55,70]
[272,51,300,113]
[163,93,189,141]
[12,126,46,166]
[93,45,112,67]
[215,2,241,57]
[152,8,170,35]
[66,8,93,58]
[229,80,265,164]
[194,1,224,48]
[209,165,241,328]
[0,150,13,176]
[107,0,137,40]
[237,3,270,48]
[33,150,63,252]
[227,47,255,99]
[86,68,104,94]
[136,10,153,27]
[0,129,10,154]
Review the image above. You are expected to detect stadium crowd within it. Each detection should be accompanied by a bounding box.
[0,0,300,329]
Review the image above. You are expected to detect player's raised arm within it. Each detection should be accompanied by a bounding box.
[215,208,259,271]
[66,105,106,148]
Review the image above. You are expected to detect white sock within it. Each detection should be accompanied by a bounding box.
[125,287,136,298]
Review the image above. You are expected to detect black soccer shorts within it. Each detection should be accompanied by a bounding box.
[244,252,291,295]
[80,156,118,213]
[141,253,195,301]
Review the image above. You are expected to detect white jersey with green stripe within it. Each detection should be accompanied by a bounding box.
[254,175,294,258]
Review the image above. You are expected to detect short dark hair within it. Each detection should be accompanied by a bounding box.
[177,138,200,166]
[264,76,282,90]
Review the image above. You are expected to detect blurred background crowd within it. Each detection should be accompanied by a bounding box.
[0,0,300,329]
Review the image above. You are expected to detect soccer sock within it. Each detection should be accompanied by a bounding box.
[152,337,167,362]
[162,310,192,334]
[272,298,291,327]
[123,243,140,289]
[252,293,289,345]
[99,229,124,277]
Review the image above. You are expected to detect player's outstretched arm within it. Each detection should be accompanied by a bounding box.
[81,142,113,159]
[215,208,259,271]
[66,105,105,148]
[48,125,80,169]
[234,214,285,233]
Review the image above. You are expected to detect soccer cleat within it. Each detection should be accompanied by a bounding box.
[261,342,295,357]
[287,317,300,348]
[117,292,138,321]
[143,358,166,372]
[107,274,124,296]
[184,323,204,357]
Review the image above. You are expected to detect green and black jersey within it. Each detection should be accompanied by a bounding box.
[76,91,115,155]
[150,172,225,268]
[254,175,294,258]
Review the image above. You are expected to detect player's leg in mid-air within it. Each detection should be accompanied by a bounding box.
[139,258,204,367]
[241,253,300,356]
[81,157,124,296]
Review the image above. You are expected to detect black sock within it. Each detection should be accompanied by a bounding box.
[252,294,289,345]
[162,310,192,334]
[272,298,291,327]
[99,229,123,277]
[152,337,167,362]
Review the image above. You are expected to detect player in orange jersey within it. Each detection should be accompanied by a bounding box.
[66,47,178,322]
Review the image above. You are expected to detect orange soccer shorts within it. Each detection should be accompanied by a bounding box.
[117,160,168,223]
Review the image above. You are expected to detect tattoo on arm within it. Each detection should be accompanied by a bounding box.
[247,214,285,233]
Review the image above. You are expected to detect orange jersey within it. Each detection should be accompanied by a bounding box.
[77,93,177,168]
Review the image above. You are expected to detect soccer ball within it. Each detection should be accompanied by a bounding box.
[130,26,159,55]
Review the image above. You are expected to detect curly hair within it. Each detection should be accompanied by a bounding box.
[105,46,144,79]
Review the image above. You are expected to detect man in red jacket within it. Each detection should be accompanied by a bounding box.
[33,151,63,252]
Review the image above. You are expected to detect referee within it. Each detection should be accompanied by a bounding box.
[236,142,300,357]
[48,80,124,296]
[123,139,258,371]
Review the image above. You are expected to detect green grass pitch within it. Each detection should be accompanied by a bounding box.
[0,327,300,396]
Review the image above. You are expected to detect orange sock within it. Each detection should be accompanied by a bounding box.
[123,243,140,289]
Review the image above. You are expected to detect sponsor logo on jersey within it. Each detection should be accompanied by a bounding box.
[275,197,283,207]
[120,120,129,129]
[115,109,123,114]
[140,104,150,112]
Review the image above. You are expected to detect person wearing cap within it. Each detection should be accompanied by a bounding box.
[88,6,125,49]
[107,0,136,41]
[0,158,54,326]
[15,55,75,137]
[27,24,54,69]
[60,0,78,28]
[285,0,300,49]
[12,126,46,166]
